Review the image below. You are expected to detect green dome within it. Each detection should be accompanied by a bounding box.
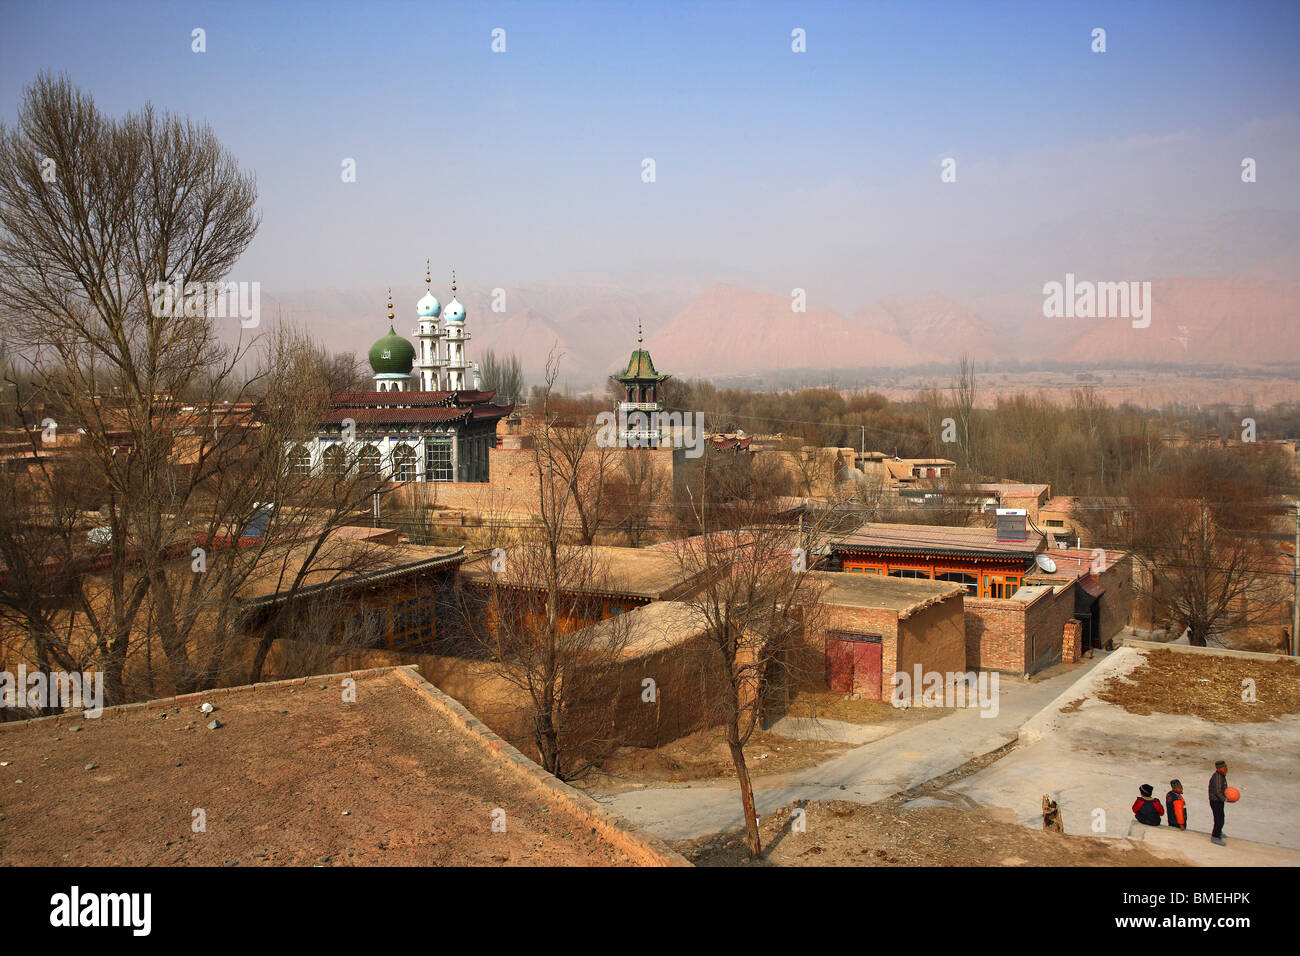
[368,326,416,374]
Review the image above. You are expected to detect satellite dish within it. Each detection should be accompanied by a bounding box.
[1035,554,1057,574]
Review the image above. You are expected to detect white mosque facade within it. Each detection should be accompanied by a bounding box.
[286,268,511,484]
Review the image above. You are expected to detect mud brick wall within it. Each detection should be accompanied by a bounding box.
[896,597,967,680]
[1096,552,1135,642]
[385,446,677,519]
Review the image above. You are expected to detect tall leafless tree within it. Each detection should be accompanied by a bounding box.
[670,450,829,858]
[450,351,633,779]
[0,76,391,702]
[1111,446,1290,647]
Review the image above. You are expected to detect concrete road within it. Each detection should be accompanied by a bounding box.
[595,653,1113,840]
[947,648,1300,860]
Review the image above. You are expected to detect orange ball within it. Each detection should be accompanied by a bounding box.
[1225,786,1241,803]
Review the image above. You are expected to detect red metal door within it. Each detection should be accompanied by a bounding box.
[827,636,883,699]
[827,637,855,695]
[853,640,883,700]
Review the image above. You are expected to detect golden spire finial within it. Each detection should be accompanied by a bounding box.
[386,287,394,323]
[637,319,643,345]
[425,259,431,289]
[450,269,457,294]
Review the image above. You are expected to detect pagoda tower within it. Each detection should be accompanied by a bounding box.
[611,321,669,448]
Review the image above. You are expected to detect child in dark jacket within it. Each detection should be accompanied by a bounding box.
[1165,780,1187,829]
[1132,784,1164,826]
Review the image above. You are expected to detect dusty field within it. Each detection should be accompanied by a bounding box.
[578,726,850,795]
[678,799,1170,867]
[0,671,643,866]
[868,369,1300,410]
[1097,648,1300,722]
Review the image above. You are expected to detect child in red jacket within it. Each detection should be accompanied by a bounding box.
[1132,784,1164,826]
[1165,780,1187,830]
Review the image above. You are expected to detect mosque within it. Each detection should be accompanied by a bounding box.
[287,266,512,484]
[369,264,478,393]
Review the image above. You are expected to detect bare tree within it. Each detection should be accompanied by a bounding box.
[1117,446,1289,647]
[779,436,841,499]
[0,442,101,716]
[538,394,619,545]
[607,449,671,547]
[450,350,633,779]
[670,451,829,858]
[0,76,392,702]
[950,356,979,475]
[479,349,524,404]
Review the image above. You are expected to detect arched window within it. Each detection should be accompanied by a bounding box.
[392,445,417,482]
[322,444,347,477]
[358,445,381,480]
[289,444,311,477]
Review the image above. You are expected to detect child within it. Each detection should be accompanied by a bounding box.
[1165,780,1187,830]
[1132,783,1164,826]
[1209,760,1229,845]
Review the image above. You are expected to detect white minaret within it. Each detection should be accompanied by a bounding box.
[412,259,446,391]
[443,269,470,391]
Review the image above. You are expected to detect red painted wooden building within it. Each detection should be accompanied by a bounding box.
[828,522,1045,601]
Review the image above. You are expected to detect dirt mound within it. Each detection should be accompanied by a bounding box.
[1096,648,1300,722]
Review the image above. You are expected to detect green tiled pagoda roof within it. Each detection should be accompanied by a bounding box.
[613,348,669,383]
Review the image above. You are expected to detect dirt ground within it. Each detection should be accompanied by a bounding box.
[576,725,851,795]
[676,798,1172,867]
[1097,648,1300,722]
[577,681,956,795]
[784,680,951,726]
[0,671,645,866]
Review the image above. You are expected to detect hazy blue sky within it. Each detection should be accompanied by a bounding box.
[2,0,1298,312]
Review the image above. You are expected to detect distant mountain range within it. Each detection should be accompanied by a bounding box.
[260,271,1300,389]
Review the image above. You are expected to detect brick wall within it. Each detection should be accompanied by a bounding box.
[1062,618,1083,663]
[965,582,1078,675]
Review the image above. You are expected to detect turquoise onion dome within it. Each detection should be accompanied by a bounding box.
[444,297,465,325]
[416,290,441,318]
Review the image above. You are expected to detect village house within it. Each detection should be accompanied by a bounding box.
[452,545,711,641]
[236,540,467,652]
[811,571,967,701]
[824,521,1136,676]
[826,521,1046,599]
